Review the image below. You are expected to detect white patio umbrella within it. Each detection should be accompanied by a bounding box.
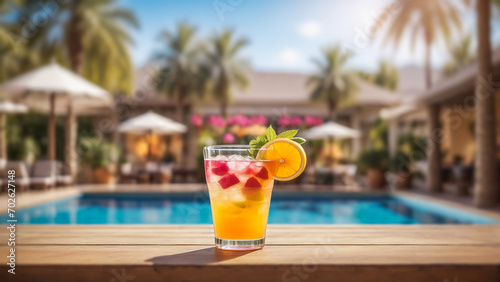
[0,62,111,178]
[304,121,361,140]
[304,121,360,165]
[118,111,187,161]
[0,101,28,113]
[0,101,28,159]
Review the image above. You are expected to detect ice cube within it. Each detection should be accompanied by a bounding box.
[213,155,229,161]
[228,155,246,161]
[226,155,250,171]
[226,188,247,208]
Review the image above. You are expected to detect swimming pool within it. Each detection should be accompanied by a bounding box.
[2,192,498,224]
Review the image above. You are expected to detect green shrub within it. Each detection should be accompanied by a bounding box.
[397,133,426,161]
[79,137,119,169]
[389,151,412,173]
[357,148,388,173]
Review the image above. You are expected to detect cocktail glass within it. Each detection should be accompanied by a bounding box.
[204,145,274,251]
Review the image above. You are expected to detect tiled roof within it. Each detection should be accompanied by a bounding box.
[133,66,399,107]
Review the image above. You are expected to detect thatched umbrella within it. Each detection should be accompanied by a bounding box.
[118,111,187,161]
[0,62,111,178]
[304,121,360,164]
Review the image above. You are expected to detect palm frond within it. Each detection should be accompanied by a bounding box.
[205,28,249,114]
[307,45,358,113]
[102,8,139,29]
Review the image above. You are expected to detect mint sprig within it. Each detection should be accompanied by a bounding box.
[248,125,306,159]
[291,137,306,144]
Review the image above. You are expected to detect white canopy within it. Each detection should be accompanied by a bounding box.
[304,121,360,140]
[119,111,187,135]
[0,101,28,114]
[0,62,111,115]
[0,62,112,164]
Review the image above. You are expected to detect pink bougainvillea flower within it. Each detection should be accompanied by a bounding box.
[227,116,236,125]
[232,114,250,127]
[304,115,315,126]
[208,115,226,128]
[251,114,268,125]
[305,115,323,127]
[223,132,235,143]
[250,116,259,125]
[289,116,303,127]
[191,114,203,128]
[313,116,324,126]
[277,114,291,127]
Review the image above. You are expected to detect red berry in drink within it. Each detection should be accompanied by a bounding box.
[244,176,261,188]
[211,161,229,176]
[218,174,240,189]
[255,167,269,180]
[242,177,263,200]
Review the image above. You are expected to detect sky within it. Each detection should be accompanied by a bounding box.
[121,0,497,73]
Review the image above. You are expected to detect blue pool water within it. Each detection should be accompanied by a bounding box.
[1,192,497,224]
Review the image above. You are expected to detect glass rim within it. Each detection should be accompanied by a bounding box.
[203,144,270,160]
[203,145,268,151]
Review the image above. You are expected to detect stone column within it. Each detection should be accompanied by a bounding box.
[427,104,443,193]
[65,101,77,181]
[388,119,398,157]
[48,93,56,160]
[351,114,361,158]
[473,0,498,207]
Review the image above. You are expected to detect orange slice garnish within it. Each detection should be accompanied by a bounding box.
[256,138,307,181]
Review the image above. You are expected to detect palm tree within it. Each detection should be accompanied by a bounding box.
[375,0,462,89]
[442,33,475,76]
[373,61,399,91]
[357,61,398,91]
[0,0,38,83]
[21,0,138,93]
[18,0,137,179]
[205,29,249,117]
[474,0,498,207]
[493,0,500,16]
[308,46,358,120]
[356,70,373,84]
[0,0,41,160]
[154,22,206,122]
[0,0,16,48]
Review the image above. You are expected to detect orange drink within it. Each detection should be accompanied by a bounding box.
[204,132,307,250]
[205,158,274,241]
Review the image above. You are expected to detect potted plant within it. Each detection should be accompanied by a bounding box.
[357,149,388,189]
[389,152,413,190]
[79,137,119,184]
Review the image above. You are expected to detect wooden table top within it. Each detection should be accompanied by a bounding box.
[1,225,500,282]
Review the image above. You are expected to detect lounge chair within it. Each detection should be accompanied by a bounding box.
[343,165,357,186]
[30,160,56,190]
[55,161,73,187]
[172,166,197,183]
[3,161,31,192]
[119,162,136,183]
[146,162,173,184]
[157,163,173,184]
[133,162,150,184]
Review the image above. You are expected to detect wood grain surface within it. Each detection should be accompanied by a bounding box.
[1,225,499,282]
